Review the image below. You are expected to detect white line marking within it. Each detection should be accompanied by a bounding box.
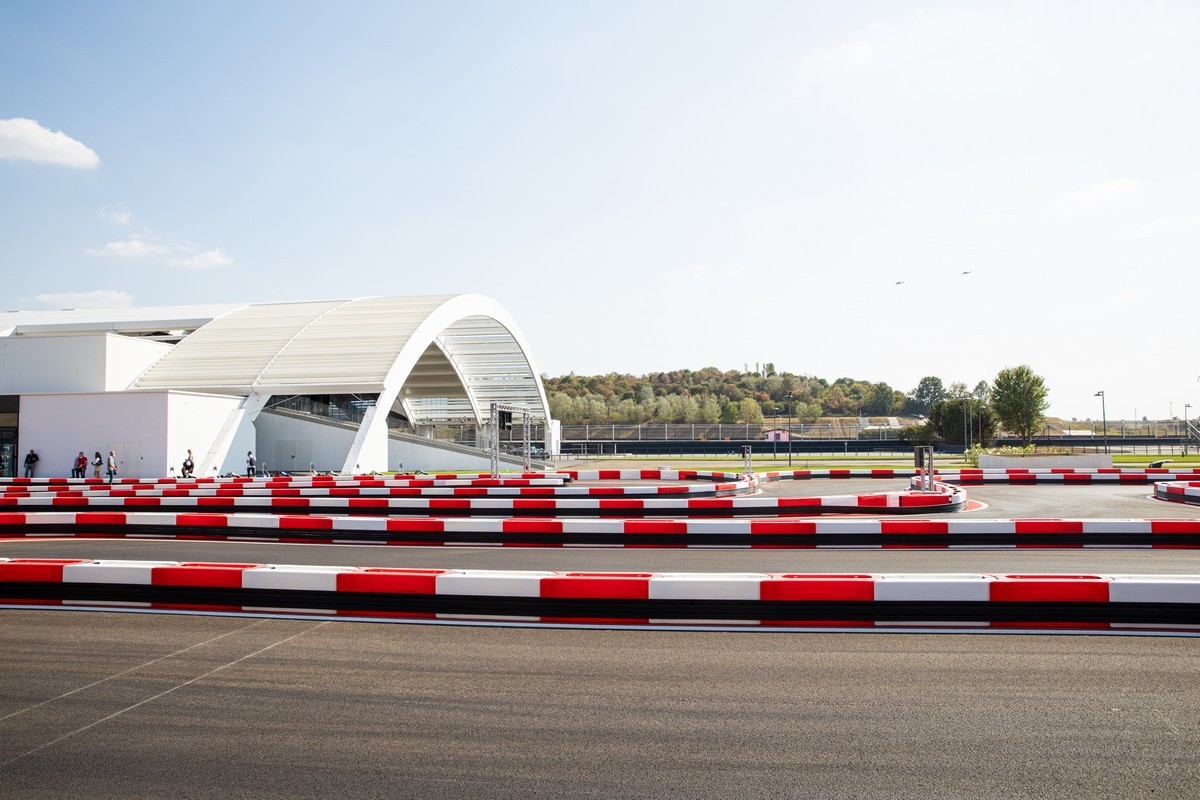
[0,618,270,723]
[0,621,326,767]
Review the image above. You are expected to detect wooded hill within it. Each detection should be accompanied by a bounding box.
[542,366,958,425]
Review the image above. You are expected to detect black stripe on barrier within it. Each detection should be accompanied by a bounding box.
[0,499,964,517]
[3,582,1199,625]
[16,524,1200,548]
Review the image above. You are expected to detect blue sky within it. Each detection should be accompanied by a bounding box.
[2,0,1198,420]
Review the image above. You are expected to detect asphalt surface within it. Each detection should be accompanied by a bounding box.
[3,479,1200,798]
[2,611,1199,799]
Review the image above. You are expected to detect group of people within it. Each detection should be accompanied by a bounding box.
[11,448,257,481]
[21,449,120,483]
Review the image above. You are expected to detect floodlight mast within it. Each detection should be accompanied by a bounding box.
[489,401,535,478]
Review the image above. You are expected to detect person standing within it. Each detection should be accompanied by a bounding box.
[106,450,118,485]
[245,450,256,478]
[73,451,88,479]
[92,451,103,479]
[23,449,38,478]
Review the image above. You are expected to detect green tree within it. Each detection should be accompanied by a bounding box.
[862,382,896,415]
[991,365,1049,445]
[910,376,945,414]
[738,397,764,424]
[928,398,998,445]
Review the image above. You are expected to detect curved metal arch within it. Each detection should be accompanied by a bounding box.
[342,294,550,472]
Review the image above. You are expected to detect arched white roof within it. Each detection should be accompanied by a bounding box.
[128,294,548,425]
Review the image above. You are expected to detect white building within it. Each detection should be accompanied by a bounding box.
[0,295,554,478]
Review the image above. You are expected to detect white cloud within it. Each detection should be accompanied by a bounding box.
[85,236,169,258]
[1136,213,1200,234]
[0,117,100,169]
[34,290,134,309]
[804,40,876,70]
[98,204,134,225]
[167,248,233,269]
[1059,178,1144,205]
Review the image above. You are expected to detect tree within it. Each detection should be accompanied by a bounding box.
[910,376,945,414]
[738,397,764,424]
[928,398,998,445]
[991,365,1049,445]
[862,382,896,416]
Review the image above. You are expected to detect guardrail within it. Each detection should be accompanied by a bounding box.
[3,559,1197,631]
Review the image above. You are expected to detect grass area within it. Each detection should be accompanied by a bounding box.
[1113,453,1200,465]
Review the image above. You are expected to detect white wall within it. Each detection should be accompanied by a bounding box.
[20,392,171,478]
[105,334,172,390]
[165,392,246,477]
[19,391,246,478]
[0,334,168,395]
[254,411,358,473]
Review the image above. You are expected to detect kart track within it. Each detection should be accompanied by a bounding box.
[2,467,1199,798]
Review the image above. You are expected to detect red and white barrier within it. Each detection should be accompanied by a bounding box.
[3,558,1197,632]
[1156,481,1200,506]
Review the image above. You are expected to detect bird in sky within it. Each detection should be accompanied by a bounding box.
[895,280,906,285]
[962,270,973,275]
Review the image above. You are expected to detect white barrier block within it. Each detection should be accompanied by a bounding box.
[436,570,554,597]
[1080,520,1153,534]
[685,521,754,535]
[945,520,1018,534]
[241,564,355,592]
[24,513,79,526]
[330,516,388,532]
[648,573,767,601]
[562,520,627,534]
[874,574,994,602]
[63,560,179,584]
[228,514,281,529]
[1109,575,1200,604]
[127,513,179,527]
[813,521,885,534]
[443,519,505,534]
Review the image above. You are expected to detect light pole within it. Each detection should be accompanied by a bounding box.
[1095,390,1107,455]
[1185,403,1192,456]
[772,413,778,461]
[786,392,794,467]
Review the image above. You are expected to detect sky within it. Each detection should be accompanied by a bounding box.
[1,0,1197,421]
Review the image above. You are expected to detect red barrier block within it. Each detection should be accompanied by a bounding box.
[880,519,949,534]
[624,521,688,534]
[898,493,952,507]
[76,512,127,526]
[512,499,558,510]
[0,513,27,525]
[152,562,260,588]
[384,518,446,532]
[856,494,888,508]
[599,499,645,511]
[748,520,818,534]
[0,558,90,581]
[429,499,471,510]
[125,497,162,507]
[760,574,875,602]
[541,572,652,599]
[990,575,1109,602]
[175,514,230,528]
[1149,520,1200,533]
[502,519,564,533]
[1014,520,1084,534]
[270,498,310,508]
[280,515,331,530]
[337,568,445,594]
[776,497,824,508]
[348,498,388,509]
